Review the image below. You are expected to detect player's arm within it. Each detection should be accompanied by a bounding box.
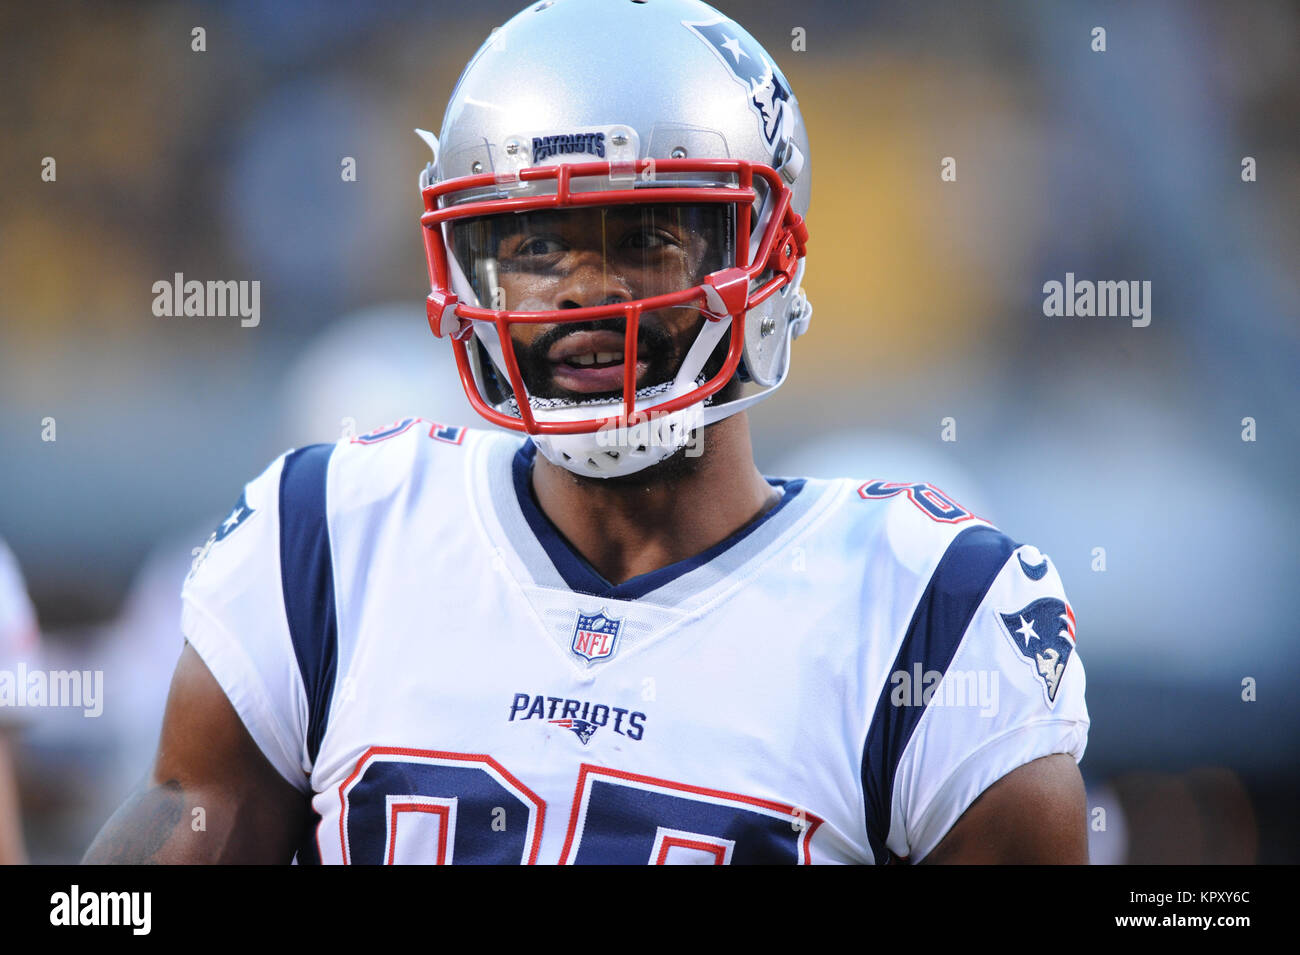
[874,530,1090,865]
[921,753,1088,864]
[83,643,310,864]
[0,729,28,864]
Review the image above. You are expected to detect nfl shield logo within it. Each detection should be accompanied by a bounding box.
[571,609,622,664]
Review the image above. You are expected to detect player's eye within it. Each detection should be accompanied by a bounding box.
[512,235,566,257]
[620,229,677,252]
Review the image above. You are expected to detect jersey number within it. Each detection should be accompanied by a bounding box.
[857,480,976,523]
[339,747,820,864]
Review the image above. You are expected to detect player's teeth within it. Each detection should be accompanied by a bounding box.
[568,352,622,366]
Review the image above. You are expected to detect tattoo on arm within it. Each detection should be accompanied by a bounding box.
[83,779,186,864]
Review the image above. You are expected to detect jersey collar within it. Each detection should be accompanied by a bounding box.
[510,439,806,601]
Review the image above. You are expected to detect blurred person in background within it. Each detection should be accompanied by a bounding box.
[0,538,42,864]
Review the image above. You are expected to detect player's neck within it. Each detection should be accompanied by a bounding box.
[529,413,779,586]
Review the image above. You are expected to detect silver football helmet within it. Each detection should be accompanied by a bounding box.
[418,0,812,478]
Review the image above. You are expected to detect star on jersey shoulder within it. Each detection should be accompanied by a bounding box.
[1015,615,1039,648]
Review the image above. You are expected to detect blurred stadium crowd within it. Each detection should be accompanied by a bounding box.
[1,0,1296,862]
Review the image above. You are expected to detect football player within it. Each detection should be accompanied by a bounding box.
[0,538,41,864]
[86,0,1088,864]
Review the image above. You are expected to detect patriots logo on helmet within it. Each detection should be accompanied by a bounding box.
[998,597,1077,706]
[549,718,599,744]
[571,609,622,664]
[684,18,793,158]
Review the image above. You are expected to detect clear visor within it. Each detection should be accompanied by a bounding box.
[449,203,735,312]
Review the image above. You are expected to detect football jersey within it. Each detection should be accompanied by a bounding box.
[181,419,1088,864]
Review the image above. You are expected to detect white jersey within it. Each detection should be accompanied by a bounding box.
[181,419,1088,864]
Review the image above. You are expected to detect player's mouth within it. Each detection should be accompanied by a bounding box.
[547,330,650,395]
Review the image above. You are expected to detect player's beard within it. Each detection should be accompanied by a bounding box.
[509,314,679,402]
[509,309,736,403]
[521,326,742,490]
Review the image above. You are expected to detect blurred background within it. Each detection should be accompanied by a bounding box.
[0,0,1296,863]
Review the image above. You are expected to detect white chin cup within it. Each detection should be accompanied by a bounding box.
[493,309,734,479]
[531,396,706,478]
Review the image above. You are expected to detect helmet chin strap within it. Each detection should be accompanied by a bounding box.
[501,310,798,479]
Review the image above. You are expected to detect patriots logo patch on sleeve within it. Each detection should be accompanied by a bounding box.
[188,490,256,581]
[213,490,255,542]
[998,598,1076,706]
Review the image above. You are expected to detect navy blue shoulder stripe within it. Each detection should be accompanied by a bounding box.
[861,524,1017,863]
[294,812,323,865]
[278,444,339,765]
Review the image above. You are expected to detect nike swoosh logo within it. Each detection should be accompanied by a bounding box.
[1018,553,1049,580]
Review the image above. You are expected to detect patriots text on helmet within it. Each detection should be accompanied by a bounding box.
[531,132,606,163]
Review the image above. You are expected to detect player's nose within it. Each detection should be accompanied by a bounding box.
[551,254,634,311]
